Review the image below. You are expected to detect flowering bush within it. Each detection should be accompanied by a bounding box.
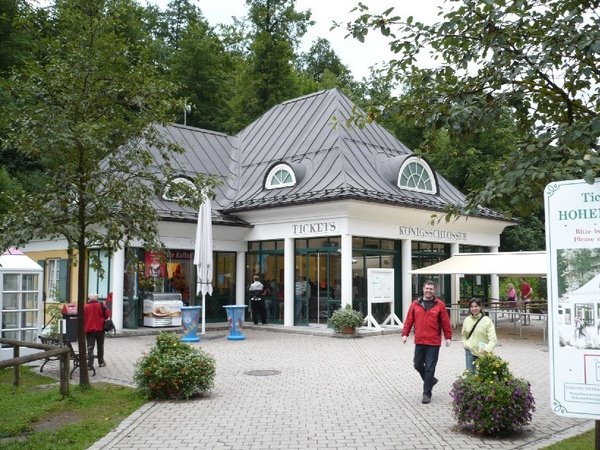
[134,332,216,400]
[449,354,535,436]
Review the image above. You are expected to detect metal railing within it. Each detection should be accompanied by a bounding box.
[449,301,549,344]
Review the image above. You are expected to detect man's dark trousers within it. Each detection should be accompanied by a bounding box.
[251,298,267,324]
[413,344,440,396]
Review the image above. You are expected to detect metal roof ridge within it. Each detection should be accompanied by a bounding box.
[168,122,236,139]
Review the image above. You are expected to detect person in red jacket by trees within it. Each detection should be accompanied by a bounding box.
[84,293,111,369]
[402,280,452,404]
[520,278,533,325]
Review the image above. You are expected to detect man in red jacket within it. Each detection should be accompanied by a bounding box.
[402,280,452,404]
[84,293,111,368]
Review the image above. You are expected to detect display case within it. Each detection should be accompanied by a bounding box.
[142,293,183,327]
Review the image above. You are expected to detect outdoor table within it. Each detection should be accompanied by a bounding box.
[223,305,248,340]
[181,306,201,342]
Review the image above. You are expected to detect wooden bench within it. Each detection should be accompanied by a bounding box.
[38,336,95,378]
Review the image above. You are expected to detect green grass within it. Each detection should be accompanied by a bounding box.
[541,429,595,449]
[0,366,146,450]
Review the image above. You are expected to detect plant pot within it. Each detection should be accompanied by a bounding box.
[341,326,356,335]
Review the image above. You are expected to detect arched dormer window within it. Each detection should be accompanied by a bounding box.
[265,163,296,190]
[397,157,436,194]
[163,176,196,201]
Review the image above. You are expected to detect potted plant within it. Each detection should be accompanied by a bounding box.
[449,354,535,436]
[134,332,216,400]
[329,304,364,334]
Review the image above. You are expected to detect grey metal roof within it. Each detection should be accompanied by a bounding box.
[150,89,505,223]
[227,89,504,220]
[148,124,248,226]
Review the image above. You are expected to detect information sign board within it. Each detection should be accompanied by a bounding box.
[545,178,600,419]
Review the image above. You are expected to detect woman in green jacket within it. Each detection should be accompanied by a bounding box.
[461,298,497,372]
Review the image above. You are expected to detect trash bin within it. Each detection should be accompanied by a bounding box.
[63,313,78,342]
[60,303,78,342]
[123,299,138,329]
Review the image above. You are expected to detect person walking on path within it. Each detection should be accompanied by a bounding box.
[402,280,452,404]
[520,278,533,325]
[84,293,111,368]
[461,298,497,372]
[249,274,267,325]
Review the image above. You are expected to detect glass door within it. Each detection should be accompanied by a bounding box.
[309,252,326,324]
[295,250,341,325]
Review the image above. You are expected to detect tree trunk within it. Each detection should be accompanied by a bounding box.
[77,223,89,386]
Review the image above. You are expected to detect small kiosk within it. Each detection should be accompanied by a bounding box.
[0,248,44,361]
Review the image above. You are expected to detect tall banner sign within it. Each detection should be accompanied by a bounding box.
[545,178,600,419]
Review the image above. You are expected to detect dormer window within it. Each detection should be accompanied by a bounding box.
[397,157,436,194]
[163,177,196,201]
[265,164,296,189]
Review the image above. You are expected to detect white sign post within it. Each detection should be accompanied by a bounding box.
[545,178,600,420]
[364,268,402,329]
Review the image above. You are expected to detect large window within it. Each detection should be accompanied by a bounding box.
[88,250,111,298]
[208,252,237,322]
[42,259,69,303]
[411,241,450,302]
[351,237,398,321]
[1,273,39,345]
[397,157,436,194]
[247,240,284,323]
[459,245,490,300]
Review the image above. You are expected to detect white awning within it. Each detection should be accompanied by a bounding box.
[410,251,547,276]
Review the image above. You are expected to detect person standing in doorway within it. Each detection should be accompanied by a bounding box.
[84,293,111,368]
[520,278,533,325]
[294,276,309,323]
[402,280,452,404]
[461,298,497,372]
[249,274,267,325]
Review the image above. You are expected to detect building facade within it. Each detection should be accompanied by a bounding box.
[23,89,512,330]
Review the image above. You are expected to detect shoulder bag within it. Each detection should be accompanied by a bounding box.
[101,303,115,332]
[467,315,485,340]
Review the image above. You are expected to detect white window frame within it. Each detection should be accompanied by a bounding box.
[88,249,111,299]
[46,259,60,302]
[397,157,437,194]
[1,272,40,344]
[163,177,196,201]
[265,164,296,190]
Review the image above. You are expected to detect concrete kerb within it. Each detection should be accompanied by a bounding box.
[112,322,403,339]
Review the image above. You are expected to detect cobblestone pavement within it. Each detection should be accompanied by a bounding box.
[38,318,594,449]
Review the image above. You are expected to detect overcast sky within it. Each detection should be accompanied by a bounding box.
[148,0,443,80]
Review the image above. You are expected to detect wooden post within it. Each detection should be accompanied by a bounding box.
[59,352,70,397]
[12,346,20,387]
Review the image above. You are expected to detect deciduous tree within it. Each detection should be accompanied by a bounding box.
[228,0,313,128]
[0,0,213,385]
[345,0,600,217]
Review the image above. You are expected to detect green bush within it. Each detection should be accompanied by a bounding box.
[329,304,364,332]
[449,354,535,436]
[133,332,216,400]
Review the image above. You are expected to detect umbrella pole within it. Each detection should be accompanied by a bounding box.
[202,293,206,335]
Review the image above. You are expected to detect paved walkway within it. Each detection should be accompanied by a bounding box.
[39,318,594,449]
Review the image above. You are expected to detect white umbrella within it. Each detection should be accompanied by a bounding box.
[194,194,213,335]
